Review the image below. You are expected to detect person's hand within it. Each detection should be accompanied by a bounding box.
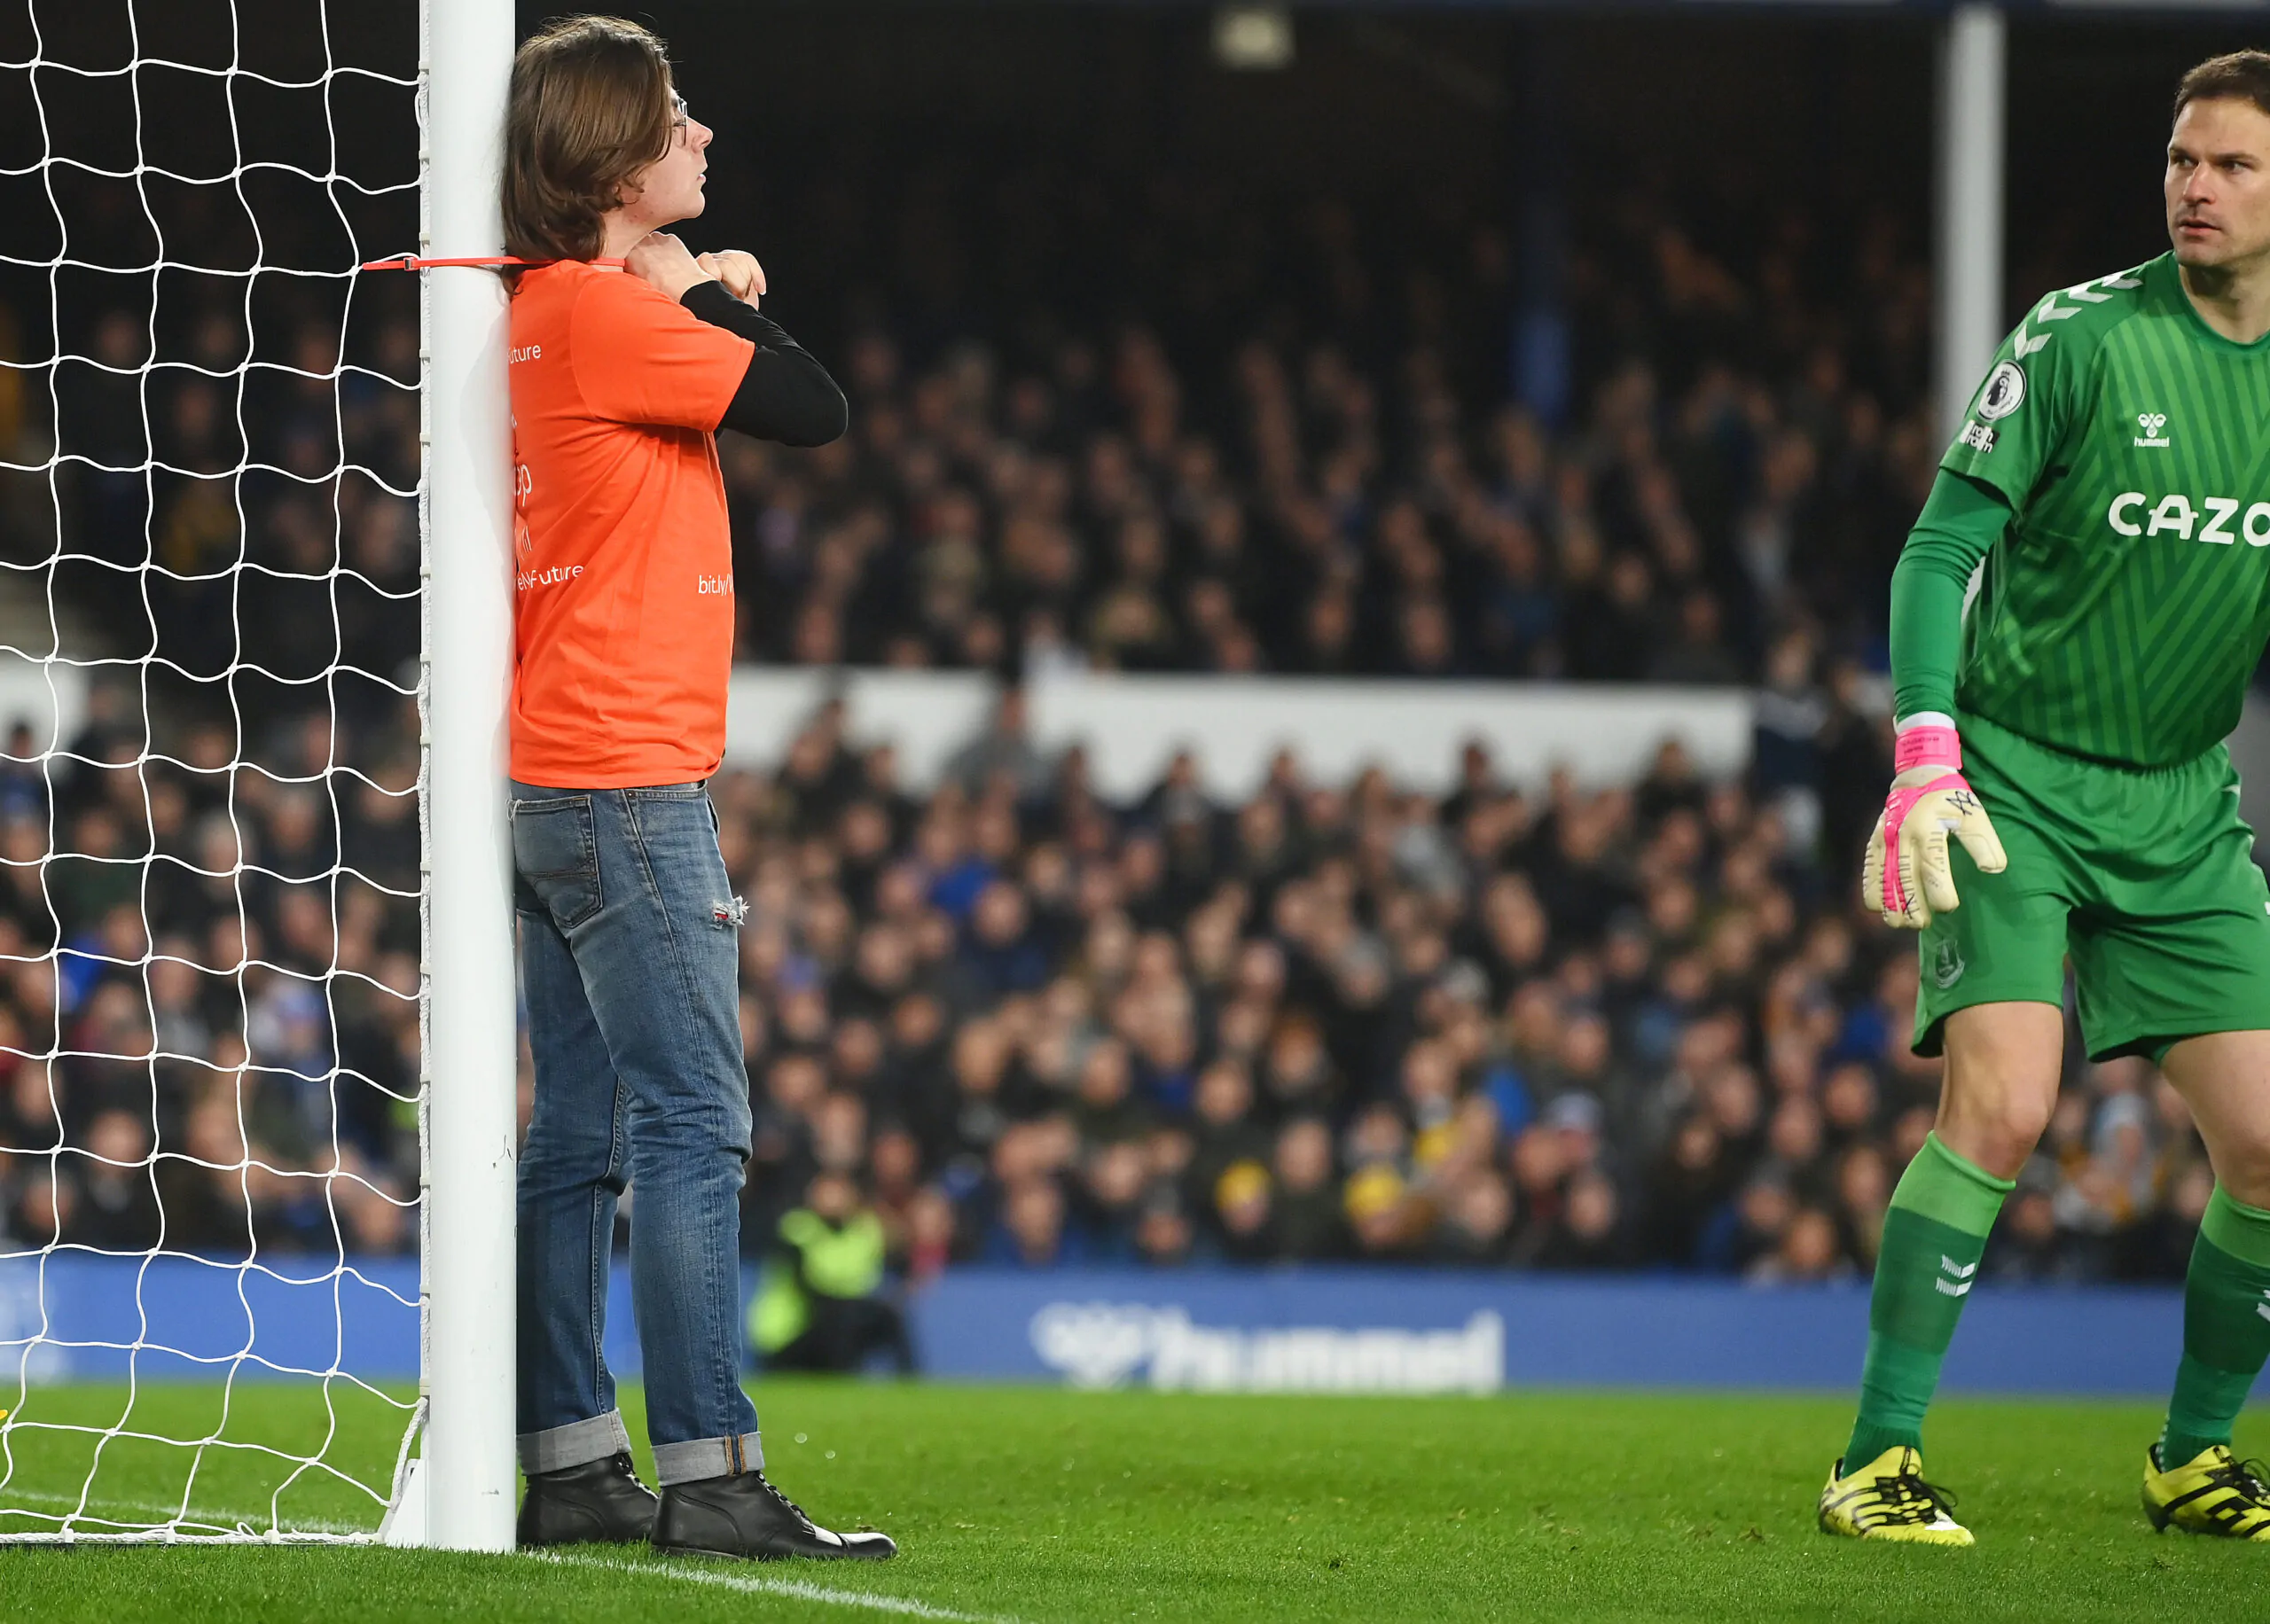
[1860,722,2008,929]
[623,231,714,301]
[695,250,765,307]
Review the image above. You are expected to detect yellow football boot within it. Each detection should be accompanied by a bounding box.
[1817,1446,1974,1545]
[2142,1444,2270,1540]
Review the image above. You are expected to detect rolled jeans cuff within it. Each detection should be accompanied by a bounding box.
[652,1431,764,1486]
[519,1409,632,1476]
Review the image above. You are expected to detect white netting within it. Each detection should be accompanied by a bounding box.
[0,0,427,1542]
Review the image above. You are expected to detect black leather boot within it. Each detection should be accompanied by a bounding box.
[516,1450,660,1547]
[652,1470,896,1561]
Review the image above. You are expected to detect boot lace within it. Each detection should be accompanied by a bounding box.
[1870,1467,1961,1526]
[753,1471,815,1530]
[2207,1456,2270,1520]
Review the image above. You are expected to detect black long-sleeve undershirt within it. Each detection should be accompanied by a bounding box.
[680,279,848,448]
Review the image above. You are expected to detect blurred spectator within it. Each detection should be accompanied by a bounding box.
[751,1170,917,1374]
[943,688,1051,802]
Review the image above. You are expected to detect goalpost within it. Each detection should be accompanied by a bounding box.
[411,0,515,1556]
[0,0,515,1550]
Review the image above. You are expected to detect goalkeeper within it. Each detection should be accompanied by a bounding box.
[499,18,891,1562]
[1821,52,2270,1547]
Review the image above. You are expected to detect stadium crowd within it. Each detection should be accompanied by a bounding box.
[0,280,428,1264]
[0,170,2228,1290]
[717,174,1933,684]
[0,682,426,1262]
[0,660,2226,1290]
[700,698,2215,1288]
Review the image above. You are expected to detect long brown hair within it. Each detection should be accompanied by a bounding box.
[501,16,674,275]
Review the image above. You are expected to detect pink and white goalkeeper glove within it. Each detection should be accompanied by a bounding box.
[1860,722,2008,930]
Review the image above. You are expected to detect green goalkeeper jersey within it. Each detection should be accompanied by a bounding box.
[1939,252,2270,768]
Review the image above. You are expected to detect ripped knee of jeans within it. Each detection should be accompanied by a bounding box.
[710,895,749,929]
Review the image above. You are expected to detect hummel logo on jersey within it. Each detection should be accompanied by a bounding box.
[2107,491,2270,546]
[2135,411,2171,449]
[1935,1255,1976,1299]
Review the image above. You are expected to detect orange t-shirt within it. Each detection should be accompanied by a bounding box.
[506,260,755,787]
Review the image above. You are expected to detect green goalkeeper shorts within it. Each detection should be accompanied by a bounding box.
[1911,709,2270,1063]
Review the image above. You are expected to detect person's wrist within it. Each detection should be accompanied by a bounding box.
[1893,723,1962,774]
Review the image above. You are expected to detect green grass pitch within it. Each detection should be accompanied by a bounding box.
[0,1379,2258,1621]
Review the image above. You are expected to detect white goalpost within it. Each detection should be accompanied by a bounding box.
[402,0,516,1556]
[0,0,515,1549]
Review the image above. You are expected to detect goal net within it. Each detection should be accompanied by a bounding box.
[0,0,500,1544]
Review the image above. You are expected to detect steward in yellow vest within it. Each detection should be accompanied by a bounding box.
[750,1171,916,1374]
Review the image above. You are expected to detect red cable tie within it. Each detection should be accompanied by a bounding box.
[359,254,628,270]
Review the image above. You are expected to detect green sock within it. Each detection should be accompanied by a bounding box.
[1843,1133,2013,1470]
[2160,1186,2270,1469]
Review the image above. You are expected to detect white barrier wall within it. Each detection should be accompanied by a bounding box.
[16,657,2269,849]
[726,667,1755,796]
[0,662,1748,804]
[724,667,998,786]
[0,653,87,753]
[1024,672,1753,800]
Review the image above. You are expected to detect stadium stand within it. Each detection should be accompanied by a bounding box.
[0,648,2217,1286]
[714,698,2210,1286]
[0,169,2221,1289]
[719,175,1933,681]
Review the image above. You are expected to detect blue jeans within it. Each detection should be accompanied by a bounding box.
[510,780,762,1486]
